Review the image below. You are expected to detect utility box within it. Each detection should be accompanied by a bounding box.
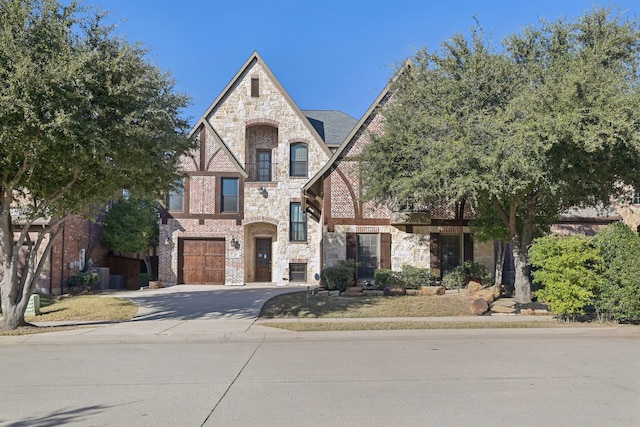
[26,294,41,316]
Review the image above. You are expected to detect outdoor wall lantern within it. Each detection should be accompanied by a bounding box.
[164,235,170,246]
[259,186,268,198]
[230,236,240,249]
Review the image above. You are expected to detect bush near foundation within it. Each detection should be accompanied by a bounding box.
[320,260,357,292]
[529,235,601,320]
[593,223,640,323]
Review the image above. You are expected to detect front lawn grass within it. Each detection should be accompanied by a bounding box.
[259,291,472,318]
[0,294,137,335]
[256,320,610,332]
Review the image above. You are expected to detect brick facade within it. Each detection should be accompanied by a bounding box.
[159,52,329,286]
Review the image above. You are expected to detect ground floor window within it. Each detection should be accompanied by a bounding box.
[357,234,378,279]
[289,263,307,282]
[440,234,462,276]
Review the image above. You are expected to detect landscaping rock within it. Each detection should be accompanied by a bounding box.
[534,309,551,316]
[520,308,535,316]
[148,281,163,289]
[491,304,515,314]
[422,286,446,296]
[384,286,406,296]
[466,280,484,293]
[492,297,516,307]
[405,289,421,296]
[470,297,489,315]
[363,290,384,296]
[474,287,500,304]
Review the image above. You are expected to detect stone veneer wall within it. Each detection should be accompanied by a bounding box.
[323,225,430,270]
[159,59,328,286]
[323,225,495,279]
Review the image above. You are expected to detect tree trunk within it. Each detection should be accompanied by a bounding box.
[511,242,532,304]
[494,240,506,287]
[0,280,31,329]
[143,254,153,278]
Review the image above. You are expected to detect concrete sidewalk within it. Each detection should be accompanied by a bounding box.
[0,284,568,345]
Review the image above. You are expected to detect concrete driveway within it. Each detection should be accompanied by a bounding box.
[11,284,306,343]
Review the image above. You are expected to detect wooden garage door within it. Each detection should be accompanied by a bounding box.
[181,239,225,284]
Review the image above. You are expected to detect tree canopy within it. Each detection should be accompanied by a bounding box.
[0,0,195,329]
[360,8,640,303]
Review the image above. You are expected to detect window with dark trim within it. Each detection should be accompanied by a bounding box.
[440,234,462,277]
[221,178,239,212]
[289,263,307,282]
[289,202,307,241]
[167,178,185,212]
[290,143,308,177]
[251,77,259,97]
[257,150,272,182]
[356,234,378,279]
[634,189,640,205]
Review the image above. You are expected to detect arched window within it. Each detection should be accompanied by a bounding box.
[290,143,308,177]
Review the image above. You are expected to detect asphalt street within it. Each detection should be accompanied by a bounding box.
[0,285,638,426]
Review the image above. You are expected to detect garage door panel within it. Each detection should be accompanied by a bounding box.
[180,239,226,285]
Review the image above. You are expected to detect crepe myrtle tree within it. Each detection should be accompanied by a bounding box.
[360,8,640,303]
[0,0,195,329]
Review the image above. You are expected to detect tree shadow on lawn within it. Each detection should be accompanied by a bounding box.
[259,292,391,318]
[123,286,302,322]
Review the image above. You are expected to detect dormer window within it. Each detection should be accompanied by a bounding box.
[251,77,259,97]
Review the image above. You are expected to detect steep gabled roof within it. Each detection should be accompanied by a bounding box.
[189,51,332,157]
[189,118,248,178]
[303,110,358,149]
[302,61,412,218]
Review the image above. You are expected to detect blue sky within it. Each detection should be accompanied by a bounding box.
[89,1,638,123]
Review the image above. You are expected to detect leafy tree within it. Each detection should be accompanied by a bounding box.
[0,0,194,329]
[360,8,640,303]
[101,196,159,277]
[529,235,602,320]
[593,223,640,323]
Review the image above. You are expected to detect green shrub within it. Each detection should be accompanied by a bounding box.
[399,265,433,289]
[75,269,100,292]
[442,266,467,290]
[321,260,357,292]
[138,273,152,287]
[529,235,601,320]
[463,261,492,285]
[373,269,400,289]
[593,223,640,323]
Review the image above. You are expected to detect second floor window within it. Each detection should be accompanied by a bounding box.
[290,143,308,177]
[290,202,307,241]
[257,150,272,182]
[221,178,239,212]
[167,178,185,212]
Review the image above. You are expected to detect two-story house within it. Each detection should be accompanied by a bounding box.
[302,74,497,284]
[158,52,356,286]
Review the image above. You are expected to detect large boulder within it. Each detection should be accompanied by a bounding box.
[466,280,485,293]
[473,285,501,304]
[470,297,489,315]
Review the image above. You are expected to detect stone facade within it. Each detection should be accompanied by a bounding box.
[159,52,329,286]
